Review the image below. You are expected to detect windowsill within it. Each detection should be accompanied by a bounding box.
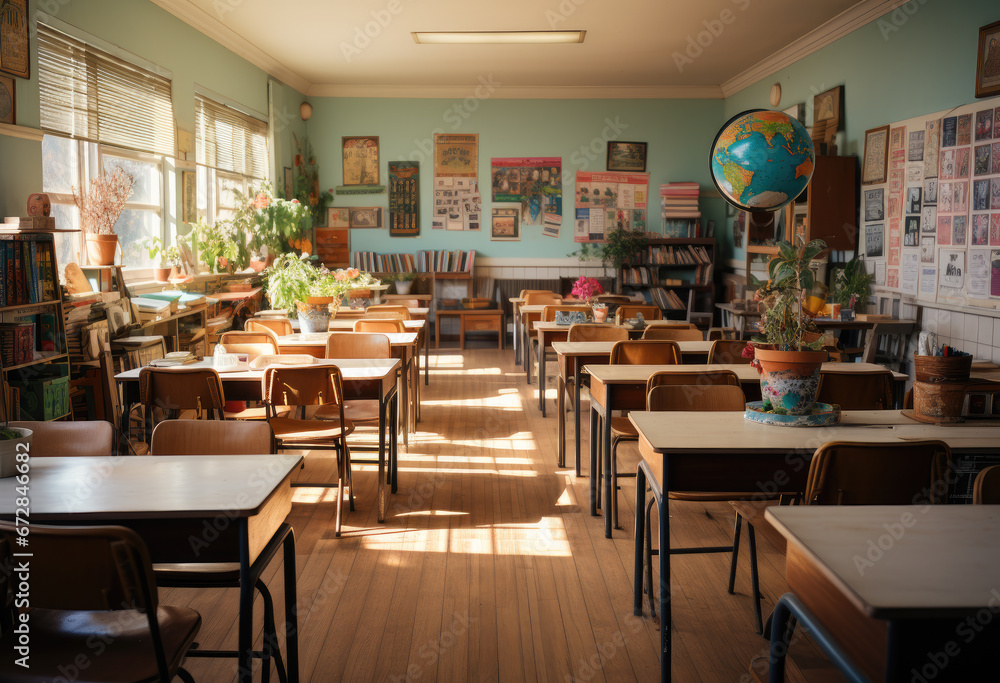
[124,268,262,294]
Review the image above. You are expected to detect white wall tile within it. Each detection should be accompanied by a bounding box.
[978,318,993,346]
[994,343,1000,365]
[922,313,943,334]
[512,267,524,279]
[995,318,1000,347]
[963,315,979,344]
[949,313,964,340]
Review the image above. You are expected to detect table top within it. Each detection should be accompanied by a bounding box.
[586,362,907,384]
[324,318,425,331]
[629,409,1000,454]
[0,455,301,520]
[278,331,418,347]
[552,340,714,356]
[767,505,1000,619]
[116,357,401,382]
[436,307,502,315]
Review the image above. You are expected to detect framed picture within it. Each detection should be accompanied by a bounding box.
[975,19,1000,98]
[862,125,890,185]
[0,0,28,79]
[327,207,350,228]
[0,74,13,125]
[606,141,647,172]
[812,86,842,122]
[349,207,383,229]
[491,207,520,241]
[342,136,380,185]
[783,103,805,124]
[283,166,293,199]
[181,171,197,223]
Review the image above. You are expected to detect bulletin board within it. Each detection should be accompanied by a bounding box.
[859,95,1000,309]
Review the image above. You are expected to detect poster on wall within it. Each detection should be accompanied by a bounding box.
[938,249,966,298]
[434,133,478,177]
[388,161,419,236]
[491,207,520,241]
[573,171,648,242]
[992,249,1000,298]
[342,136,380,185]
[968,249,990,299]
[0,0,28,79]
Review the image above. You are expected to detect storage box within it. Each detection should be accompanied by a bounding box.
[0,322,34,366]
[10,363,70,421]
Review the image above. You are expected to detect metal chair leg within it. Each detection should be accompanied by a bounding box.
[748,524,764,636]
[728,512,742,594]
[644,493,656,618]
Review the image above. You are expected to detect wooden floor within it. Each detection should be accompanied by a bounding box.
[164,346,844,682]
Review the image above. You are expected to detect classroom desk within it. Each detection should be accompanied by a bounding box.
[627,410,1000,683]
[435,308,504,350]
[0,454,302,683]
[551,340,715,473]
[586,363,909,536]
[767,505,1000,682]
[518,304,552,380]
[116,358,400,516]
[317,317,430,388]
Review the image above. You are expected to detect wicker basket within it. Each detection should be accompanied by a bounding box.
[913,354,972,382]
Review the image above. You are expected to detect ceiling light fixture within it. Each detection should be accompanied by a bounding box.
[412,30,585,45]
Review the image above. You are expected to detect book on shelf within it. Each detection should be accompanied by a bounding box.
[0,233,60,307]
[353,250,476,274]
[660,182,702,233]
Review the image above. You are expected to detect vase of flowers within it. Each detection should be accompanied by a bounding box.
[747,238,828,415]
[74,167,134,266]
[264,254,379,332]
[571,275,606,321]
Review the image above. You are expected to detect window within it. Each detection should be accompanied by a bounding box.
[38,21,174,271]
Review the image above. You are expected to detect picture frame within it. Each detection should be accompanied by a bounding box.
[862,125,890,185]
[342,136,380,185]
[283,166,293,199]
[181,170,197,223]
[327,207,350,228]
[606,141,647,172]
[812,86,842,123]
[0,0,29,79]
[783,102,805,125]
[975,19,1000,98]
[491,207,520,241]
[0,74,13,125]
[349,207,383,229]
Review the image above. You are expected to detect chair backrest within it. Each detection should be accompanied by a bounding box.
[542,304,592,322]
[523,291,561,306]
[151,419,274,455]
[326,332,391,359]
[816,370,894,410]
[641,327,703,341]
[973,465,1000,504]
[647,383,746,411]
[138,367,226,419]
[609,339,679,365]
[219,330,280,359]
[366,304,411,320]
[646,369,740,393]
[262,365,345,408]
[708,339,755,364]
[354,318,405,334]
[594,294,632,305]
[246,317,293,337]
[644,322,696,330]
[567,323,629,342]
[10,420,113,457]
[707,327,738,341]
[804,440,951,506]
[615,305,663,324]
[388,298,421,309]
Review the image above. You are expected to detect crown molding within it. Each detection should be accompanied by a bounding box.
[149,0,310,93]
[0,123,44,143]
[305,83,724,99]
[720,0,909,98]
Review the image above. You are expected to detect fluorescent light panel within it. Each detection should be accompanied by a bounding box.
[412,30,585,45]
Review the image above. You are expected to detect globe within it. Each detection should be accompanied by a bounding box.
[710,109,815,213]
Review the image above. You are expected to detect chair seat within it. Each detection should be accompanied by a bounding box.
[0,606,200,683]
[154,562,241,584]
[730,499,787,554]
[224,404,291,420]
[315,400,380,423]
[269,416,354,441]
[610,416,638,439]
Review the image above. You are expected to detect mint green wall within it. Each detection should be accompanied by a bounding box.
[305,97,728,260]
[722,0,998,263]
[0,0,304,224]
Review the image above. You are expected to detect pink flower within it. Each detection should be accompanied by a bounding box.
[741,343,755,360]
[291,198,299,204]
[253,192,270,210]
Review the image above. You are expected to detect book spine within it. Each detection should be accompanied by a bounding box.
[29,240,38,303]
[14,238,24,305]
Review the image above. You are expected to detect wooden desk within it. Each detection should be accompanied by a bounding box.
[116,358,401,517]
[435,308,504,350]
[586,364,909,536]
[627,411,1000,683]
[0,454,302,683]
[767,505,1000,682]
[551,340,714,472]
[518,304,553,379]
[325,318,429,388]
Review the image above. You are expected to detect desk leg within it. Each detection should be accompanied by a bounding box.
[513,309,521,366]
[423,326,429,385]
[282,529,299,683]
[590,405,599,516]
[574,365,583,478]
[634,467,647,616]
[659,492,671,683]
[413,348,420,423]
[378,388,387,523]
[435,314,442,350]
[557,372,565,468]
[400,362,409,451]
[525,324,532,384]
[238,523,253,683]
[539,337,547,415]
[391,390,399,493]
[602,396,613,539]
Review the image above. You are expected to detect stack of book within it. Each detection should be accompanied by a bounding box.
[660,182,702,237]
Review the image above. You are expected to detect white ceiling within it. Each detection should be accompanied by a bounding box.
[153,0,903,98]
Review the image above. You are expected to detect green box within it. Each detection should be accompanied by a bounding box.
[11,363,70,421]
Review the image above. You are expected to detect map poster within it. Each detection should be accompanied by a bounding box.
[491,157,561,202]
[388,161,419,237]
[435,134,478,177]
[573,171,648,242]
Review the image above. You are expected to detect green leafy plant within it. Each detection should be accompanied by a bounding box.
[293,135,334,225]
[142,236,181,267]
[263,253,380,314]
[568,228,648,271]
[232,181,312,258]
[750,238,827,351]
[831,257,875,313]
[383,272,417,282]
[190,218,243,274]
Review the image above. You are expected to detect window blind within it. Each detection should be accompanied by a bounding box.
[195,93,269,180]
[37,24,175,157]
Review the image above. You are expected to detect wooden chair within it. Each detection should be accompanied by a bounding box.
[615,304,662,325]
[534,305,593,389]
[731,440,951,634]
[366,304,411,320]
[0,522,201,683]
[567,324,628,343]
[816,369,895,409]
[973,465,1000,504]
[246,317,293,337]
[138,366,226,429]
[707,327,738,340]
[219,330,280,358]
[354,318,406,334]
[601,340,679,525]
[388,298,421,309]
[262,365,355,536]
[10,420,113,457]
[707,339,754,364]
[320,332,391,426]
[641,326,703,341]
[148,419,286,678]
[99,350,147,455]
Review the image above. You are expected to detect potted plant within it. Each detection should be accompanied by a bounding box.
[570,276,607,321]
[831,256,875,316]
[264,254,380,333]
[190,218,243,274]
[746,238,829,415]
[385,272,417,295]
[0,424,31,478]
[233,182,312,264]
[568,228,648,293]
[144,236,181,283]
[73,166,135,266]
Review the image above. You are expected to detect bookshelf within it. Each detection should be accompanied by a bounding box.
[0,228,72,421]
[618,237,716,326]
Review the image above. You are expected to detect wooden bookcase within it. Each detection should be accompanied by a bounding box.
[618,237,716,326]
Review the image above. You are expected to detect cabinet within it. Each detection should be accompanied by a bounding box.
[619,237,716,326]
[0,229,72,421]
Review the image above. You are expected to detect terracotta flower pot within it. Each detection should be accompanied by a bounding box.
[755,348,827,415]
[0,427,32,478]
[153,267,172,283]
[85,234,119,266]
